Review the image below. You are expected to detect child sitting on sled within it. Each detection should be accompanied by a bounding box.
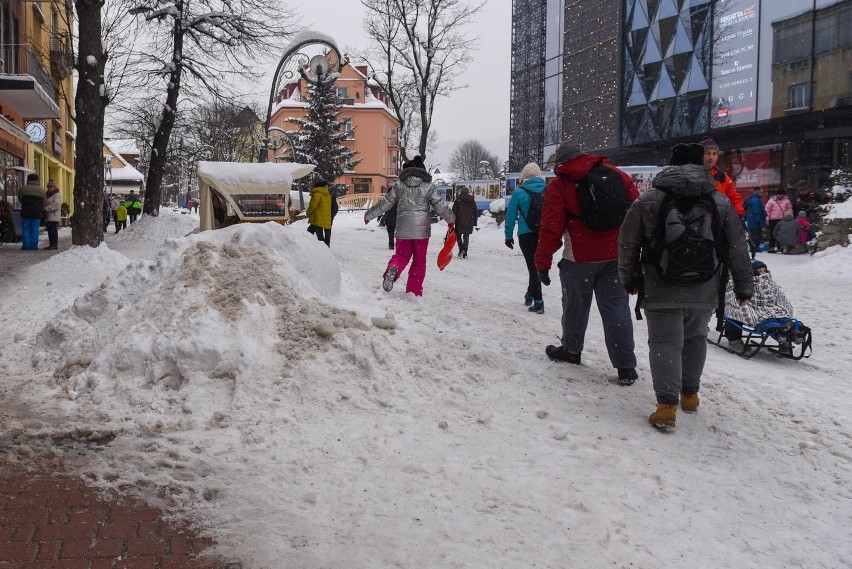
[723,260,793,353]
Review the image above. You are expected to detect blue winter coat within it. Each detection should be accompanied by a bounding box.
[504,177,545,239]
[744,194,766,230]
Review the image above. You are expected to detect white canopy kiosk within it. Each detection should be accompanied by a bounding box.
[197,161,315,231]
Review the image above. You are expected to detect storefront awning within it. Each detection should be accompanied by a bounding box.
[0,74,61,119]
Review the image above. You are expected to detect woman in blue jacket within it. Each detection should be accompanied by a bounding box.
[504,163,546,314]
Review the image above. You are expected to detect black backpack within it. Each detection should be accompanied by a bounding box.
[519,188,544,232]
[644,192,726,285]
[574,164,633,230]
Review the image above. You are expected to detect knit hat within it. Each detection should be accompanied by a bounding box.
[798,211,807,218]
[518,162,541,183]
[752,260,767,275]
[409,155,425,170]
[669,143,705,166]
[460,187,470,195]
[26,173,38,182]
[699,137,719,151]
[547,143,585,168]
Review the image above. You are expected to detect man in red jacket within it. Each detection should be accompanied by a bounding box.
[534,143,640,385]
[700,137,744,217]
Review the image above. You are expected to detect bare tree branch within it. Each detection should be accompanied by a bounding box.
[361,0,484,161]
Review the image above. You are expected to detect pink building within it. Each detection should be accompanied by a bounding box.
[268,63,400,194]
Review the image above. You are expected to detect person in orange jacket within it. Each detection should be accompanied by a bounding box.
[700,137,744,217]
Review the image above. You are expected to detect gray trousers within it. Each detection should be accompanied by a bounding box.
[558,259,636,369]
[643,307,713,404]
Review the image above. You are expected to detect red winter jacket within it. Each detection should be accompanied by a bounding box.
[709,166,744,216]
[534,154,639,268]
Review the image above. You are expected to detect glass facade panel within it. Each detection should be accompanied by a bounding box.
[621,0,711,144]
[544,75,562,145]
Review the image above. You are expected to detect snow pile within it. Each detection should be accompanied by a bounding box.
[822,197,852,220]
[34,223,354,417]
[113,208,200,243]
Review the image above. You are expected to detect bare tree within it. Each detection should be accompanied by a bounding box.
[126,0,295,216]
[450,140,501,180]
[186,99,264,163]
[361,0,484,162]
[72,0,108,246]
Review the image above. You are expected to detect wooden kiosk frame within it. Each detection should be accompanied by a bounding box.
[197,161,315,231]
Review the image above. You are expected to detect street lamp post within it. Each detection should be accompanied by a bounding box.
[103,155,113,195]
[260,31,346,164]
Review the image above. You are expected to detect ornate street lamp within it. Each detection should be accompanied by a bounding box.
[260,31,346,164]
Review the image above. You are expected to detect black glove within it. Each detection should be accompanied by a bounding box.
[624,275,643,295]
[504,239,514,249]
[537,269,551,286]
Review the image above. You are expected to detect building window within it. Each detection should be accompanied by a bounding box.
[340,116,353,139]
[840,5,852,48]
[815,12,838,54]
[775,20,812,63]
[787,83,811,110]
[336,86,348,99]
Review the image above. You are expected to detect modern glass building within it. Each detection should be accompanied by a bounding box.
[509,0,852,191]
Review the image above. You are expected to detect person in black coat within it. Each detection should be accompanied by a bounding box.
[451,187,478,258]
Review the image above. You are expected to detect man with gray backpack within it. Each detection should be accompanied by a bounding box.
[618,143,753,430]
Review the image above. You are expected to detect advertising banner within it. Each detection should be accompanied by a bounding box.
[712,1,760,126]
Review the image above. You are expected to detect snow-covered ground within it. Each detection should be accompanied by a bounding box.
[1,208,850,568]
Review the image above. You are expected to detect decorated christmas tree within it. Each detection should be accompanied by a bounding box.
[287,74,361,193]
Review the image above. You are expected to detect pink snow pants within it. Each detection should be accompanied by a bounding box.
[384,238,430,296]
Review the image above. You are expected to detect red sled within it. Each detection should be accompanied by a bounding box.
[437,230,456,270]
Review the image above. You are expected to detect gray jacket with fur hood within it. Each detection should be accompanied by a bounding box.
[365,167,455,239]
[618,164,753,309]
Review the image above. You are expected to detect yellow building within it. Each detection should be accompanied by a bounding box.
[0,1,74,211]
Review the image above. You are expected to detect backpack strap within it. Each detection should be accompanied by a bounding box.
[519,187,535,227]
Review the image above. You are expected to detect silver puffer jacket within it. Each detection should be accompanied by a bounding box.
[365,167,454,239]
[618,164,753,309]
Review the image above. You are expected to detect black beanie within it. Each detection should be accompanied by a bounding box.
[669,143,705,166]
[752,260,767,275]
[409,155,425,170]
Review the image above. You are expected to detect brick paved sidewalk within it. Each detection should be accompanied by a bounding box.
[0,463,236,569]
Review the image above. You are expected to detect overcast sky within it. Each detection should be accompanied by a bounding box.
[260,0,512,167]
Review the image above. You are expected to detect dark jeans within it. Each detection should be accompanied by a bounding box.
[557,258,636,368]
[46,221,59,247]
[387,224,396,248]
[748,227,763,258]
[310,225,330,247]
[518,232,541,302]
[767,220,780,249]
[115,220,126,233]
[457,232,470,254]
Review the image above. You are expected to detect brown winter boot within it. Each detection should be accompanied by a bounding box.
[680,393,700,413]
[649,404,677,429]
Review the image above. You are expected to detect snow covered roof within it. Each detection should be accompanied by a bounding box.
[197,161,315,195]
[103,141,144,182]
[104,138,140,156]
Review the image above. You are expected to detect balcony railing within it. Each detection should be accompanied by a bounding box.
[27,50,55,102]
[50,34,73,78]
[1,43,23,74]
